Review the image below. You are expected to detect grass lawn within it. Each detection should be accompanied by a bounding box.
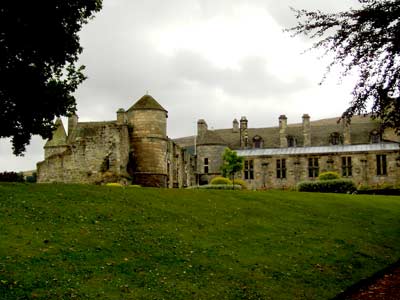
[0,183,399,299]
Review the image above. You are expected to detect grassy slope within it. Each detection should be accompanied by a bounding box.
[0,184,399,300]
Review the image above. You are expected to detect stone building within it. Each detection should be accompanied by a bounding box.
[38,95,400,189]
[175,114,400,189]
[37,95,195,187]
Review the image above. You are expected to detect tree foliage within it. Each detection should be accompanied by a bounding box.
[0,1,102,155]
[288,0,400,131]
[221,148,244,187]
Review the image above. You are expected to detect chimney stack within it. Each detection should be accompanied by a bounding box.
[68,113,78,136]
[232,118,239,133]
[302,114,311,147]
[279,115,288,148]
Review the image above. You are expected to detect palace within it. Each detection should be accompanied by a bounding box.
[37,95,400,189]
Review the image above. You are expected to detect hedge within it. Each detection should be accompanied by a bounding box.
[318,171,340,181]
[210,176,232,185]
[297,179,356,194]
[187,184,242,190]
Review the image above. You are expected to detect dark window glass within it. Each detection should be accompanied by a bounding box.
[276,159,286,179]
[204,158,209,165]
[204,166,209,174]
[376,155,387,176]
[342,157,352,177]
[308,157,319,178]
[244,160,254,180]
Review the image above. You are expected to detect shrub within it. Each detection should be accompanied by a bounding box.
[297,179,356,194]
[105,183,123,187]
[0,172,24,182]
[187,184,242,190]
[25,172,37,183]
[318,171,340,181]
[210,176,232,185]
[233,179,247,190]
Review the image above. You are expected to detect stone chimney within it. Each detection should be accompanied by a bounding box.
[279,115,288,148]
[232,118,239,133]
[117,108,126,125]
[68,113,78,136]
[240,116,248,148]
[342,119,351,145]
[197,119,208,137]
[302,114,311,147]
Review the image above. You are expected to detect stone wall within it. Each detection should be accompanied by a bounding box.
[37,123,130,184]
[196,144,226,184]
[240,150,400,190]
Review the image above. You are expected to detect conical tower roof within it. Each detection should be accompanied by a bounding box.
[45,118,67,147]
[127,94,167,112]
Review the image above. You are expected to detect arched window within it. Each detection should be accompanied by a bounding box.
[329,132,343,145]
[252,135,263,149]
[370,130,381,144]
[287,135,296,147]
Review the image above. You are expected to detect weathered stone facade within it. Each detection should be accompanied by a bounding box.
[37,95,195,187]
[174,114,400,189]
[38,95,400,189]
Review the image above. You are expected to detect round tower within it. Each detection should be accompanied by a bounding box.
[126,94,168,187]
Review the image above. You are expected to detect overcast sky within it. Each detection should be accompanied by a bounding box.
[1,0,361,172]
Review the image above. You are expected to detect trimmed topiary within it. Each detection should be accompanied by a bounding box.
[210,176,232,185]
[318,171,340,181]
[297,179,356,194]
[233,179,247,190]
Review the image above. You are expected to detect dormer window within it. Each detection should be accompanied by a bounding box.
[287,135,296,147]
[370,130,381,144]
[252,135,263,149]
[329,132,343,145]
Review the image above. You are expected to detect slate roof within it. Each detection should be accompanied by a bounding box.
[67,121,117,142]
[192,115,382,149]
[127,94,167,112]
[236,143,400,157]
[197,130,227,146]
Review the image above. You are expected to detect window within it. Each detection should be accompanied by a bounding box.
[308,157,319,178]
[371,131,381,144]
[276,159,286,179]
[253,136,263,149]
[204,158,209,174]
[287,136,296,148]
[244,160,254,180]
[330,132,342,145]
[376,155,387,176]
[342,157,352,177]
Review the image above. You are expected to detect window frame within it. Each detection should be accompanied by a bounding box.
[308,157,319,178]
[341,156,352,177]
[376,154,387,176]
[244,159,254,180]
[276,158,287,179]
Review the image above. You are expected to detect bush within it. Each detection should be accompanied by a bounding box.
[318,171,340,181]
[233,179,247,190]
[297,179,356,194]
[0,172,24,182]
[187,184,242,190]
[210,176,232,185]
[25,172,37,183]
[105,183,123,187]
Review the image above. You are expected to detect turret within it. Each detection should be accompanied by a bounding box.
[116,108,126,125]
[232,119,239,133]
[126,94,168,187]
[279,115,288,148]
[197,119,208,137]
[302,114,311,147]
[44,118,68,159]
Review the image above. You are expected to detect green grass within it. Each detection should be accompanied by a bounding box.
[0,183,399,299]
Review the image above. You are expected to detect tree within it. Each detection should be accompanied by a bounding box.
[0,1,102,155]
[288,0,400,131]
[221,148,244,189]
